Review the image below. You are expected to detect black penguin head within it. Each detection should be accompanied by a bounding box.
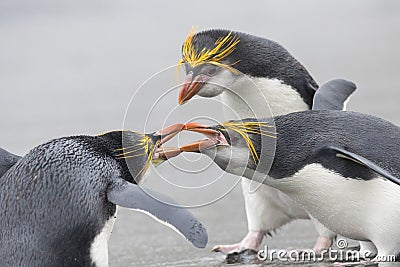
[97,131,159,183]
[178,28,317,107]
[97,124,183,184]
[178,119,277,175]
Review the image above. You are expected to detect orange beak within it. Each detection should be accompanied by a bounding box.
[179,122,229,153]
[178,73,211,105]
[183,122,220,136]
[155,123,185,146]
[153,121,229,159]
[155,146,182,159]
[152,123,185,161]
[179,139,219,152]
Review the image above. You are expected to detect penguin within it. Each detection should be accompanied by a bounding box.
[0,125,207,267]
[175,110,400,262]
[0,147,21,177]
[177,28,338,254]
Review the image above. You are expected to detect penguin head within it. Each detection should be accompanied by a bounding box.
[176,120,276,176]
[178,28,317,107]
[98,124,184,183]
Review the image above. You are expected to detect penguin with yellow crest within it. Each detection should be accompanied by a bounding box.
[0,125,207,267]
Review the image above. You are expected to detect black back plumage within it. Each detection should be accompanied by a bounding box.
[0,132,145,266]
[0,147,21,177]
[259,110,400,179]
[190,29,318,107]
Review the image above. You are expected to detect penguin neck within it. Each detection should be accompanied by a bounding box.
[221,75,310,119]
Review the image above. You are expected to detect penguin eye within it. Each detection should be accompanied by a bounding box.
[208,67,217,76]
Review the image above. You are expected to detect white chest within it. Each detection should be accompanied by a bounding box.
[221,76,309,120]
[269,163,400,242]
[90,208,118,267]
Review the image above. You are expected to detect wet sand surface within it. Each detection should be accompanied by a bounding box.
[1,0,399,266]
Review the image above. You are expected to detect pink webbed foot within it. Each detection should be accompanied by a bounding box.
[212,243,241,254]
[212,231,265,254]
[313,236,333,255]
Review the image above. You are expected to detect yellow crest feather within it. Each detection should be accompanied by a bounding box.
[115,135,153,158]
[98,131,157,179]
[221,121,277,164]
[178,27,240,73]
[114,135,157,181]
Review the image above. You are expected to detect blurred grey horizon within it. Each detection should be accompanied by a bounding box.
[1,1,399,266]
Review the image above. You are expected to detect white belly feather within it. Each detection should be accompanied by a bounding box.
[221,76,311,232]
[90,208,118,267]
[268,163,400,250]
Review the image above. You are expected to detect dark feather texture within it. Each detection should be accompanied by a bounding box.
[247,110,400,180]
[186,29,318,106]
[0,131,207,266]
[0,147,21,177]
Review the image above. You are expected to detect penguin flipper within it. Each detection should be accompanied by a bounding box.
[107,180,208,248]
[321,146,400,186]
[0,147,21,177]
[312,79,356,110]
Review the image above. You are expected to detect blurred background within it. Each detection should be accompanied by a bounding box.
[1,0,399,266]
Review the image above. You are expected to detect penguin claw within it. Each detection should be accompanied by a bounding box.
[211,246,221,253]
[211,244,241,254]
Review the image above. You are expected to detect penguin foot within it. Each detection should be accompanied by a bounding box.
[212,230,264,254]
[211,243,241,254]
[313,236,333,255]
